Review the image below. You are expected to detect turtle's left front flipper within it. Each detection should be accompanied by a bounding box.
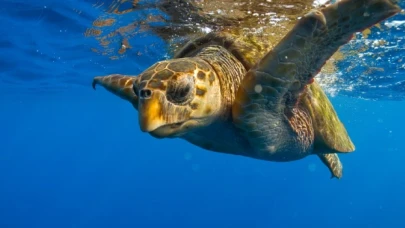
[93,74,139,109]
[233,0,401,113]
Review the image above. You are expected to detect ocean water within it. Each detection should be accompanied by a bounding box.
[1,0,405,228]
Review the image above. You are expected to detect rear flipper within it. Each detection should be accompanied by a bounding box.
[318,153,343,179]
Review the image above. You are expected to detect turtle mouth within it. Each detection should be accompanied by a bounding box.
[169,122,183,128]
[149,120,199,139]
[149,121,186,138]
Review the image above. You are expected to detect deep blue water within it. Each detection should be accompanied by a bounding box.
[1,1,405,228]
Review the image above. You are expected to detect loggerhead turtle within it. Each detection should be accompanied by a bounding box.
[92,0,401,179]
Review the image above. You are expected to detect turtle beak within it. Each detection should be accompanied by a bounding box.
[138,91,166,132]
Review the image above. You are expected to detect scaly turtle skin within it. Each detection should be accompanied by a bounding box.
[92,0,400,179]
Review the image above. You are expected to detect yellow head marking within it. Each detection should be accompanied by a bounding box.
[139,92,164,132]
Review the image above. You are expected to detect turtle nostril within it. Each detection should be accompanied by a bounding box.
[139,89,152,99]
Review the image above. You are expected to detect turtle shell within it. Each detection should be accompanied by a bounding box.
[172,29,355,153]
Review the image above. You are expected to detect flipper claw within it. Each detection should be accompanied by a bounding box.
[92,77,100,90]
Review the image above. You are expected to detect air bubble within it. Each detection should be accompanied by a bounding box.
[254,84,262,93]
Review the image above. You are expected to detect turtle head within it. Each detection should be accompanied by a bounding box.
[93,57,223,139]
[136,58,223,138]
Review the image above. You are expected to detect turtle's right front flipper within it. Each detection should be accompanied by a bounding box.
[93,74,139,109]
[233,0,401,113]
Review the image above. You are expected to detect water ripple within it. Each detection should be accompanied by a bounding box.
[1,0,405,101]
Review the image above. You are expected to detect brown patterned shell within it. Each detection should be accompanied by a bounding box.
[302,81,355,152]
[174,30,355,153]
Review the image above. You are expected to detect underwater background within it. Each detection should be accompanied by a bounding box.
[1,0,405,227]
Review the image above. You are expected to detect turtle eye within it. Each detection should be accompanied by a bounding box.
[166,76,194,105]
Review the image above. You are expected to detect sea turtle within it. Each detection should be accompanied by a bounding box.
[92,0,401,179]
